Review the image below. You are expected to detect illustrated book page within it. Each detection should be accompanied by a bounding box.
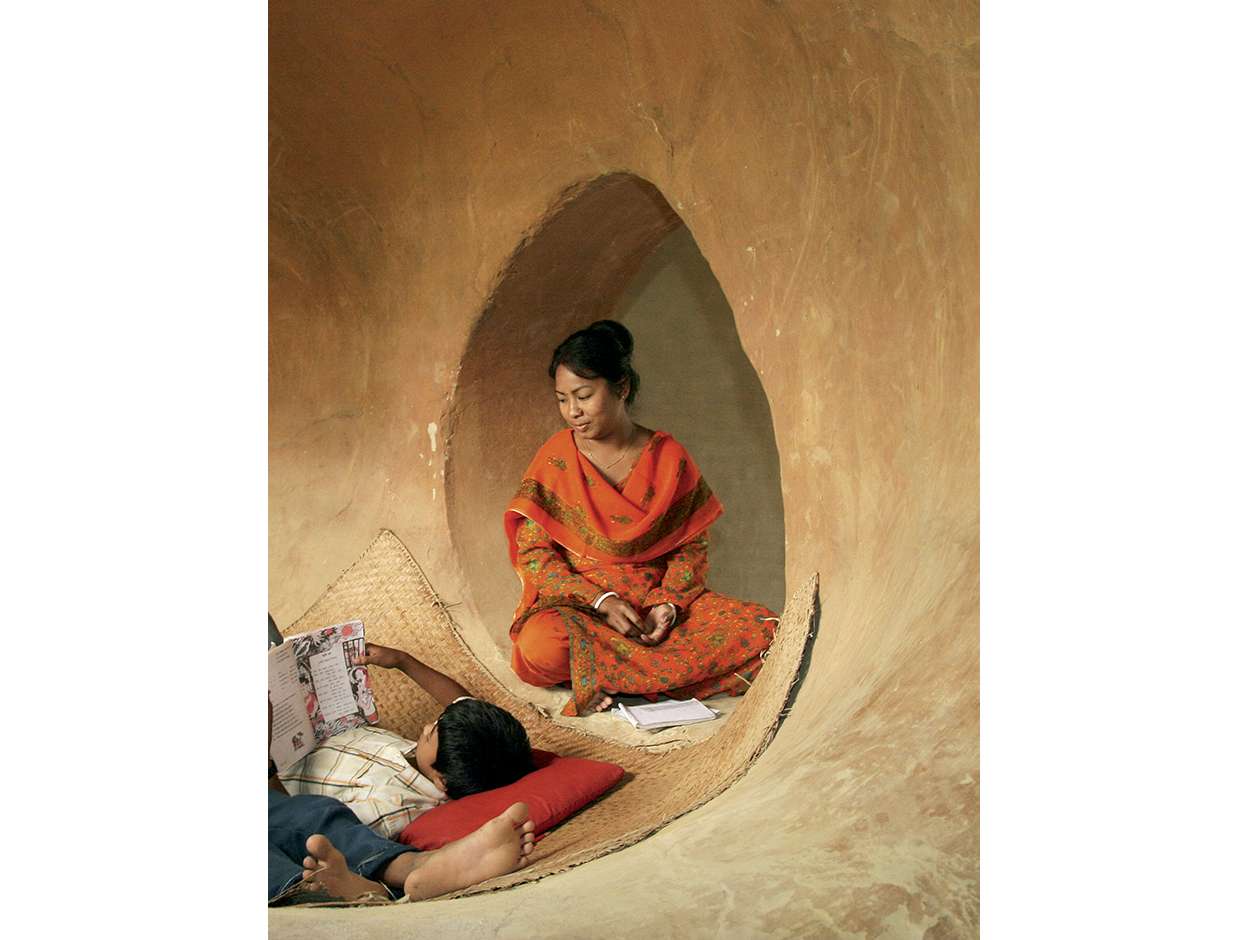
[268,619,379,772]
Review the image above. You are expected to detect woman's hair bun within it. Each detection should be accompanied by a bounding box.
[549,318,641,406]
[586,319,634,359]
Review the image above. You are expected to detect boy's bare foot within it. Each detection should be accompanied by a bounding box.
[402,802,536,900]
[301,834,388,901]
[586,690,614,713]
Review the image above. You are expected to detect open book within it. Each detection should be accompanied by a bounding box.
[615,698,719,732]
[268,619,379,772]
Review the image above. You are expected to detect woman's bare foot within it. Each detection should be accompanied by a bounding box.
[402,802,536,900]
[585,690,615,713]
[301,834,388,901]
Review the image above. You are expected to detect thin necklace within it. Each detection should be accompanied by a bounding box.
[577,427,636,472]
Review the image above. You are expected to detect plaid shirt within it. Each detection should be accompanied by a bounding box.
[278,725,447,838]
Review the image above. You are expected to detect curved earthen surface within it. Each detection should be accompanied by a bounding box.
[270,1,978,935]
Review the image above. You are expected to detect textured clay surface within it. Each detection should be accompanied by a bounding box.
[270,0,978,935]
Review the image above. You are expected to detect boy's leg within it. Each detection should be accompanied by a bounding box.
[379,802,536,900]
[268,791,411,901]
[270,793,538,902]
[268,844,307,903]
[268,791,309,901]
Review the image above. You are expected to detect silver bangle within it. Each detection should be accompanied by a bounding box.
[592,591,618,610]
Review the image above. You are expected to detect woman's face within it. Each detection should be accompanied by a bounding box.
[554,364,628,441]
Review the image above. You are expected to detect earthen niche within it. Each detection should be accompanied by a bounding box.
[445,173,785,654]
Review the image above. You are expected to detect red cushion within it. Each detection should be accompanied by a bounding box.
[398,749,625,850]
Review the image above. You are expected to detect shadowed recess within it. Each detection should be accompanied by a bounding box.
[446,173,785,655]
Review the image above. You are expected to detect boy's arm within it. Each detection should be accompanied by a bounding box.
[363,643,469,706]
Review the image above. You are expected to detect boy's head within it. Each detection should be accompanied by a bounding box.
[413,698,535,799]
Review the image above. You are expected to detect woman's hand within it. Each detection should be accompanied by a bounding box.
[598,595,645,640]
[362,642,408,669]
[637,603,677,646]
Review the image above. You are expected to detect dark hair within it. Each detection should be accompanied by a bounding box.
[433,698,535,799]
[548,319,640,406]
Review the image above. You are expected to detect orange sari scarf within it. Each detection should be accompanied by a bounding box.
[503,429,722,618]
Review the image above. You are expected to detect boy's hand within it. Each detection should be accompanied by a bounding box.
[365,643,468,705]
[362,642,407,669]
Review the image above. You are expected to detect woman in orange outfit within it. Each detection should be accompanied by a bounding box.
[504,319,779,717]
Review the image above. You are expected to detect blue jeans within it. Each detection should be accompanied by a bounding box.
[268,791,415,903]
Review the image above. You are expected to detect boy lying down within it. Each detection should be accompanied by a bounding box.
[269,641,537,904]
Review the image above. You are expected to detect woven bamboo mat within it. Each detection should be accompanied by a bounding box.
[286,530,816,898]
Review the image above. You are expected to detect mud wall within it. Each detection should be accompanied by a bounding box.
[270,0,978,934]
